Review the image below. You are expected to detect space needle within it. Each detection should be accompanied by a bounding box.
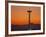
[27,8,32,29]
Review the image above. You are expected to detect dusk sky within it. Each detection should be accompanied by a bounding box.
[11,6,41,25]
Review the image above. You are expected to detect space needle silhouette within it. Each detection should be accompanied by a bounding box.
[27,8,32,29]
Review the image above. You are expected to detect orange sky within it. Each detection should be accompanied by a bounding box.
[11,6,41,25]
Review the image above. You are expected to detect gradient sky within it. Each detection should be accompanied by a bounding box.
[11,6,41,25]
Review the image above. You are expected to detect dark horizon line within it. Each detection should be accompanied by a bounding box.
[11,23,40,25]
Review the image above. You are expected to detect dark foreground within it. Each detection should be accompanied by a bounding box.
[11,24,41,31]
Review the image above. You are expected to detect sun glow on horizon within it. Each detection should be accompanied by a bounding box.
[11,6,41,25]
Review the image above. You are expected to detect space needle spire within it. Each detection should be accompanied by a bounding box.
[27,8,32,29]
